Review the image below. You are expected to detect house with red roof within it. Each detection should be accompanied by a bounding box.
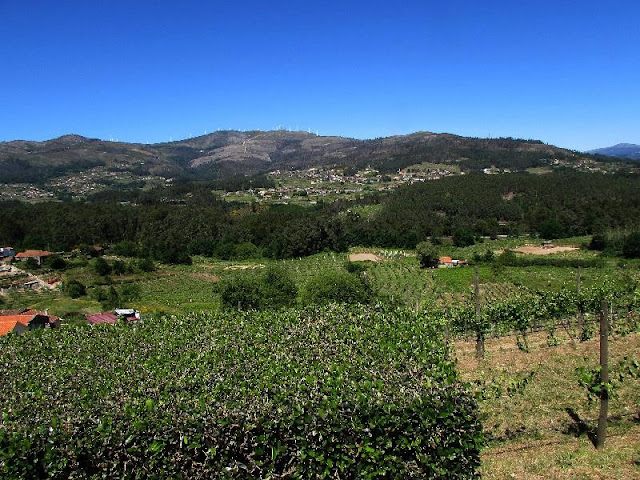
[86,309,140,325]
[15,250,53,265]
[0,311,60,336]
[438,256,467,268]
[86,312,119,325]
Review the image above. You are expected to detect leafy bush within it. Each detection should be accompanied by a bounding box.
[137,257,155,272]
[110,240,140,257]
[622,231,640,258]
[302,270,371,305]
[416,240,439,268]
[588,233,607,251]
[219,266,297,310]
[344,260,368,273]
[234,241,261,260]
[452,227,475,247]
[47,255,67,270]
[23,257,39,270]
[62,279,86,298]
[0,305,482,478]
[218,275,263,310]
[93,257,112,276]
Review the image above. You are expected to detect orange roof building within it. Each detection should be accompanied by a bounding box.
[15,250,53,258]
[0,312,60,336]
[0,315,33,336]
[15,250,53,265]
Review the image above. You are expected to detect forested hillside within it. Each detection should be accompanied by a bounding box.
[2,172,639,260]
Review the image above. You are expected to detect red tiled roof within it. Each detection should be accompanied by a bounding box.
[86,312,119,325]
[0,314,36,326]
[0,321,18,336]
[0,316,33,335]
[15,250,53,258]
[439,256,453,264]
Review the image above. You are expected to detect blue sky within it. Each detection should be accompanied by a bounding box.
[1,1,638,151]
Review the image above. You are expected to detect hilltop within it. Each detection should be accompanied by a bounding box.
[0,130,623,187]
[588,143,640,161]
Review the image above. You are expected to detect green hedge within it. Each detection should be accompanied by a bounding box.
[0,305,482,479]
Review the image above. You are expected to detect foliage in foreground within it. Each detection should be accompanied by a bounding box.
[0,305,482,479]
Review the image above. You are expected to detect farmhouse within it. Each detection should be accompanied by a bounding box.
[15,250,53,265]
[0,310,60,336]
[438,256,468,268]
[86,309,141,325]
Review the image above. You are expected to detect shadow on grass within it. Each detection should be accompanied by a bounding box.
[565,408,597,447]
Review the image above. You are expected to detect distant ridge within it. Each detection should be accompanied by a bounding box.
[587,143,640,161]
[0,130,631,184]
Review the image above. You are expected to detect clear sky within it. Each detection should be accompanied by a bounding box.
[1,1,638,151]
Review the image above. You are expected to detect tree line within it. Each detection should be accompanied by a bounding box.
[1,172,640,263]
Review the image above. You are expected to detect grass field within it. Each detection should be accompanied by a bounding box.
[454,329,640,479]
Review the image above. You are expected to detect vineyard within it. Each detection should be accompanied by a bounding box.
[0,305,482,479]
[1,241,640,478]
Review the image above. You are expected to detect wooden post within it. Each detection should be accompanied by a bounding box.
[577,267,584,340]
[474,266,484,359]
[596,299,609,449]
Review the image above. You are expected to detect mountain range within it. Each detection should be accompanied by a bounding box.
[0,130,631,184]
[587,143,640,161]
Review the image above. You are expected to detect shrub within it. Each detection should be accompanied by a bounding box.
[302,270,370,305]
[93,257,111,276]
[219,266,297,310]
[137,258,155,272]
[219,275,263,310]
[622,231,640,258]
[452,227,475,247]
[110,240,140,257]
[111,260,127,276]
[416,240,439,268]
[344,260,368,273]
[588,233,607,251]
[63,280,86,298]
[23,257,39,270]
[234,241,260,260]
[47,255,67,270]
[0,306,482,478]
[259,265,297,309]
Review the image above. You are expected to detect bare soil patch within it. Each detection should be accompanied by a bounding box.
[224,264,265,270]
[191,273,220,282]
[513,245,579,255]
[348,253,381,262]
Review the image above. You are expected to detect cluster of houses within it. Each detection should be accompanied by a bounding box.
[0,309,60,336]
[0,308,142,336]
